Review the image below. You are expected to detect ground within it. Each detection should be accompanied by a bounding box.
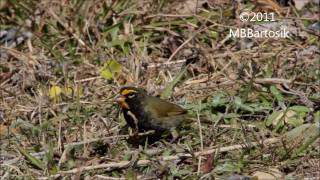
[0,0,319,179]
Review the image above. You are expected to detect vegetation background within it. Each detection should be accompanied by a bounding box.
[0,0,319,179]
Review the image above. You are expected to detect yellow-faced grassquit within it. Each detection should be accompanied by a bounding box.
[115,86,195,141]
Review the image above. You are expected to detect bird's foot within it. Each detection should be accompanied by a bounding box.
[169,128,179,143]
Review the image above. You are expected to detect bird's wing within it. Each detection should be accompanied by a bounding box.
[143,97,187,118]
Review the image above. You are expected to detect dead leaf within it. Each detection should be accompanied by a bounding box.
[293,0,311,10]
[255,0,285,15]
[170,0,206,14]
[201,154,214,174]
[252,168,283,179]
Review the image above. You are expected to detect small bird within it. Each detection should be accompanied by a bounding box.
[115,86,194,141]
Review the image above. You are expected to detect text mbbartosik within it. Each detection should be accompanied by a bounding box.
[229,28,290,38]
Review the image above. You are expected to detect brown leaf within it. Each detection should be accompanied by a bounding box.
[254,0,285,15]
[293,0,311,10]
[201,154,214,174]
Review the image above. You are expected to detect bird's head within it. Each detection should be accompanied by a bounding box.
[115,86,147,109]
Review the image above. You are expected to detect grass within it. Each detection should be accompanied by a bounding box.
[0,0,319,179]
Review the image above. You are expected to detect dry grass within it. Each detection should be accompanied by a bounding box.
[0,0,319,179]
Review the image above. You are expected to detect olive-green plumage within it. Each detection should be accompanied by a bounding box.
[115,86,193,141]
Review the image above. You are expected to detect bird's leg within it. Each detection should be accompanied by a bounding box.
[170,128,179,143]
[127,110,139,136]
[131,128,139,137]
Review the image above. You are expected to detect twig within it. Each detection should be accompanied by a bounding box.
[166,25,212,62]
[37,138,280,179]
[216,33,232,49]
[94,174,155,180]
[196,102,204,175]
[142,26,180,36]
[185,60,232,85]
[186,77,312,86]
[253,78,311,86]
[147,59,187,68]
[1,131,155,165]
[278,16,319,20]
[166,36,193,62]
[47,8,92,51]
[146,14,194,18]
[94,175,126,180]
[0,46,38,65]
[74,76,101,83]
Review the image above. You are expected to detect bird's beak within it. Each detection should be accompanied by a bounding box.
[115,94,130,109]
